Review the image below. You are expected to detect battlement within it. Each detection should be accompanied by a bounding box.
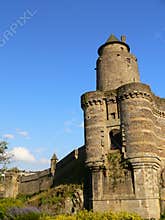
[54,146,86,185]
[0,146,86,198]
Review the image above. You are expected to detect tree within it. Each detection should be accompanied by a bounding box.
[0,141,11,168]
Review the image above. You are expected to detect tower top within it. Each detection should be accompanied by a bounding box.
[96,34,140,91]
[98,34,130,55]
[51,153,58,161]
[106,34,119,42]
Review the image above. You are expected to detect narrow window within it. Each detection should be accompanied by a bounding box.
[110,129,122,150]
[126,58,131,63]
[111,112,116,119]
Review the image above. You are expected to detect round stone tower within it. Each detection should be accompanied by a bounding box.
[96,34,140,91]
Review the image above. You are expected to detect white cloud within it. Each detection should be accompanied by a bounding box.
[16,129,30,138]
[9,147,50,168]
[10,147,36,163]
[3,134,15,139]
[18,131,29,137]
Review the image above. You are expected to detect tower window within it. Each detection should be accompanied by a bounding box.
[126,58,131,63]
[111,112,116,119]
[110,129,122,150]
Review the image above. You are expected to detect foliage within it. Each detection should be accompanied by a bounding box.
[107,151,131,189]
[40,210,143,220]
[0,141,11,168]
[6,206,41,220]
[0,185,81,219]
[160,213,165,220]
[0,198,24,213]
[0,198,24,219]
[25,184,83,215]
[0,198,41,220]
[16,194,31,203]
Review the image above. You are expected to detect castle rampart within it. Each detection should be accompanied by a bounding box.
[18,169,53,195]
[54,146,86,185]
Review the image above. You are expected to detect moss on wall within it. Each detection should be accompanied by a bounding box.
[107,150,131,189]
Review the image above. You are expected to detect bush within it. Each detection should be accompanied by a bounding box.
[6,206,41,220]
[40,210,143,220]
[160,213,165,220]
[0,199,41,220]
[0,198,23,213]
[0,211,5,220]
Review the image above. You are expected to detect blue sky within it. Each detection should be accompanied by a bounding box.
[0,0,164,170]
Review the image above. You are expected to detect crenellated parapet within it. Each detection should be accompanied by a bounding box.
[81,91,104,110]
[117,82,165,117]
[153,96,165,118]
[117,82,152,101]
[81,91,118,109]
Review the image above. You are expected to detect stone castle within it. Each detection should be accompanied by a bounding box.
[0,34,165,219]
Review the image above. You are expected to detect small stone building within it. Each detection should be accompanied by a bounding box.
[81,34,165,220]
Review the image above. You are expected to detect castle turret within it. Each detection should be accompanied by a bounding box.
[96,34,140,91]
[50,153,58,176]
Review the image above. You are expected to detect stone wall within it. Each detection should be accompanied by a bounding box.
[54,146,86,185]
[18,169,53,196]
[0,146,86,198]
[0,172,19,198]
[0,169,53,198]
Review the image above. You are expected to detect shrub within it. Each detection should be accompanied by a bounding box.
[0,211,5,220]
[6,206,41,220]
[40,210,143,220]
[160,213,165,220]
[0,198,23,213]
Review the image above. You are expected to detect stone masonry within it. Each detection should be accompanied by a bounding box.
[81,34,165,219]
